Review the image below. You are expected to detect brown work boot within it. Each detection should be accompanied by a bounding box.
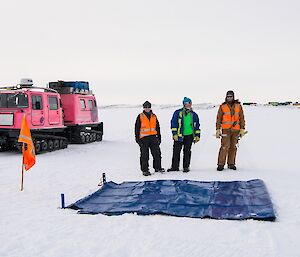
[217,165,224,171]
[228,165,237,170]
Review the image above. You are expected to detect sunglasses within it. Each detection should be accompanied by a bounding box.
[226,96,234,98]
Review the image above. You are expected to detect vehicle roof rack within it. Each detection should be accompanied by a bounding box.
[0,85,58,93]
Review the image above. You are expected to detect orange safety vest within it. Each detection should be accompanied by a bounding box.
[221,103,241,130]
[139,113,157,139]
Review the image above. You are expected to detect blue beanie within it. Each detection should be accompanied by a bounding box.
[182,97,192,105]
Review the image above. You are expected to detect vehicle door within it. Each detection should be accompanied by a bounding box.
[88,99,98,122]
[78,98,87,123]
[31,94,44,126]
[48,95,60,125]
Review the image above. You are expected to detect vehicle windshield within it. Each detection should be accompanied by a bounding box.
[0,93,29,108]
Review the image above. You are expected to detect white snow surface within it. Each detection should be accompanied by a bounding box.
[1,105,300,257]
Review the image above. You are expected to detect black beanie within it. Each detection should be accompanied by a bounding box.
[226,90,234,97]
[226,90,235,100]
[143,101,151,108]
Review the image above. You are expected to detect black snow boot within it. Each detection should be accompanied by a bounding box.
[155,168,165,173]
[142,170,151,176]
[183,167,190,173]
[228,165,237,170]
[167,167,179,172]
[217,165,224,171]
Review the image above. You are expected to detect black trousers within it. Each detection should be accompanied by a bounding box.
[171,134,193,169]
[139,136,162,172]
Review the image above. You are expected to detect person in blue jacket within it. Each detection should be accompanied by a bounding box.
[167,97,201,172]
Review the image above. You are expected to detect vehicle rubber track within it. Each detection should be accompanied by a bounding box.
[16,134,68,154]
[72,129,103,144]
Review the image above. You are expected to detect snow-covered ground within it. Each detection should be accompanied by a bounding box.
[1,105,300,257]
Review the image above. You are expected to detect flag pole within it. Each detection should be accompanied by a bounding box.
[18,114,36,191]
[21,144,24,191]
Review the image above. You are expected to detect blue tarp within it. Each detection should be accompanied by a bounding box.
[63,81,89,90]
[67,179,276,221]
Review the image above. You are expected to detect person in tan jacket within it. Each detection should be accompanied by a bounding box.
[216,91,246,171]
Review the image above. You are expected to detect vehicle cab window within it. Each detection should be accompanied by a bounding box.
[88,100,93,109]
[48,96,58,110]
[32,95,43,110]
[80,99,86,110]
[0,93,28,108]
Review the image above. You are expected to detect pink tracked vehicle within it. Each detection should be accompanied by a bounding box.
[0,79,103,153]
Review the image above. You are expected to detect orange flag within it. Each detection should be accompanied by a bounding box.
[18,114,36,171]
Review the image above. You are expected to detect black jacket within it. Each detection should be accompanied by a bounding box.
[135,111,161,141]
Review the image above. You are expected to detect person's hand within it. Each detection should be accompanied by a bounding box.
[239,129,246,138]
[194,136,200,143]
[216,129,221,139]
[173,135,179,141]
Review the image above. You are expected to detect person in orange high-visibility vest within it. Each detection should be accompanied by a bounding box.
[135,101,165,176]
[215,91,246,171]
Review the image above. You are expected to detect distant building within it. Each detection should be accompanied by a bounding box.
[293,102,300,108]
[268,101,293,106]
[242,102,257,106]
[268,102,279,106]
[281,101,293,105]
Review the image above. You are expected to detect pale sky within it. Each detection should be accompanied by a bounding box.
[0,0,299,104]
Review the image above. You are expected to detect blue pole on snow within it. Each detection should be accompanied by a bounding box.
[98,172,107,187]
[61,193,65,209]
